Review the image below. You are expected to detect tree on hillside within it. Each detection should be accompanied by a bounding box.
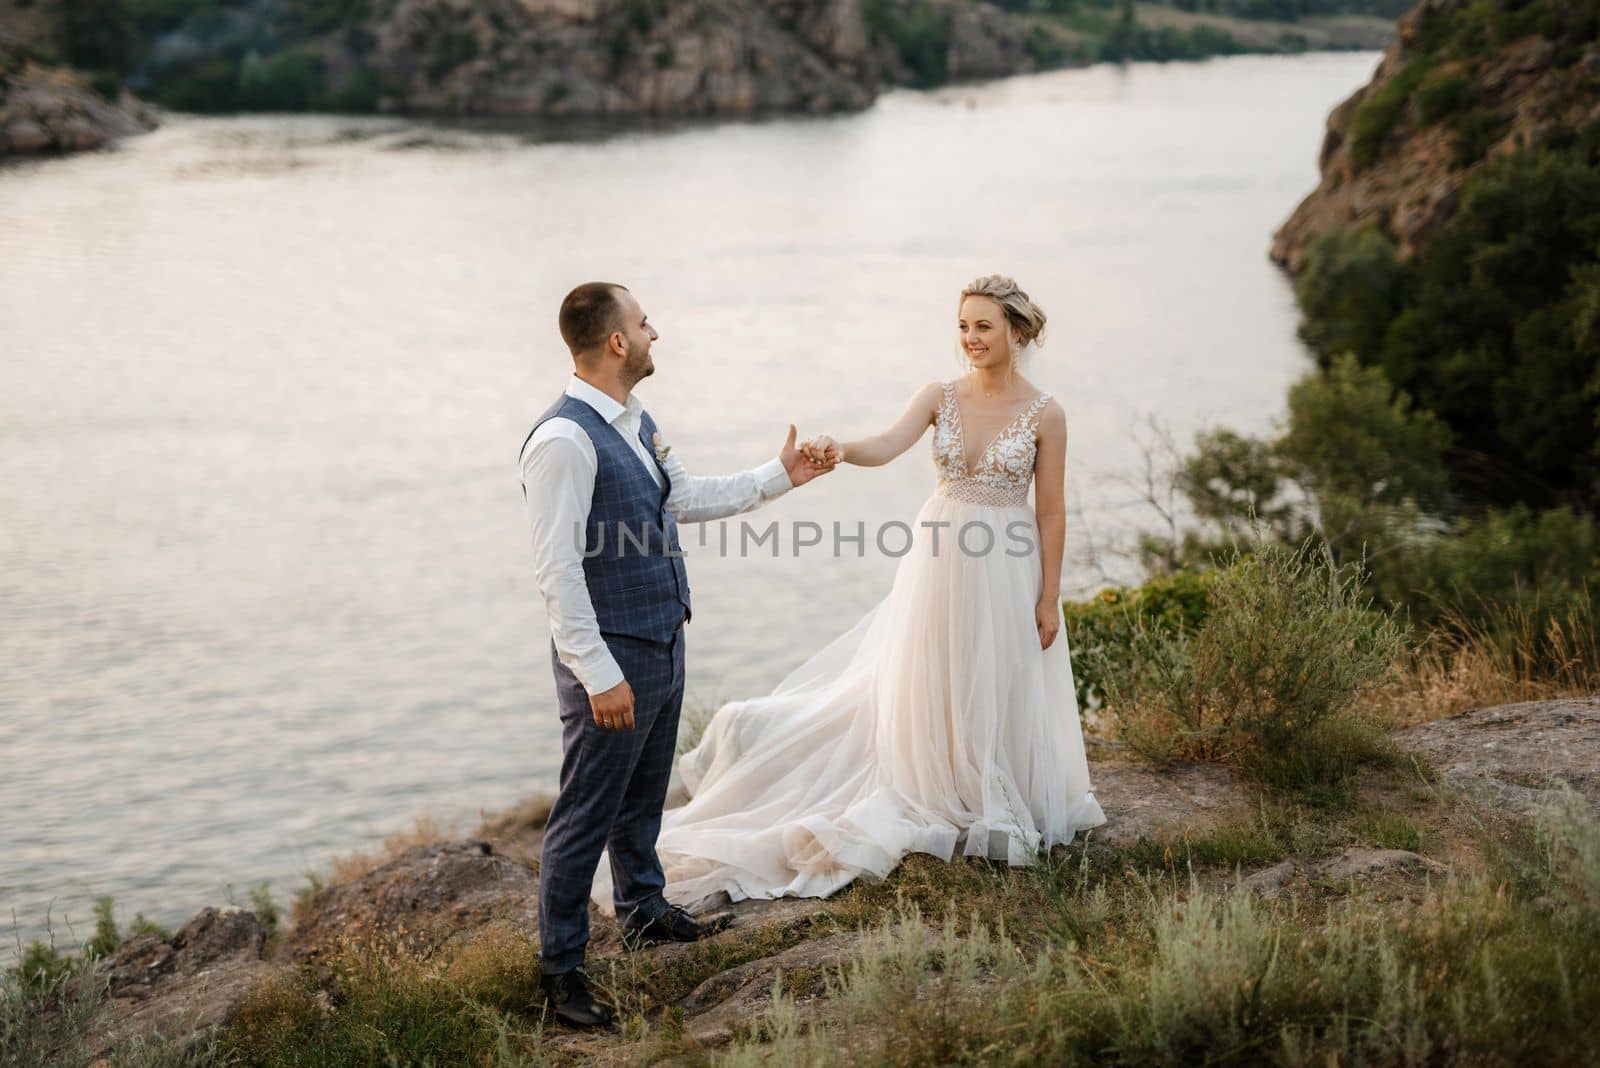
[49,0,136,77]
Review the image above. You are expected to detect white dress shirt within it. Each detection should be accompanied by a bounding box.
[520,375,793,696]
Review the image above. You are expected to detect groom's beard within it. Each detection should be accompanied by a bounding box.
[623,350,654,389]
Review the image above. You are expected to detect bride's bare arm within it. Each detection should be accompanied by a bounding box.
[1033,400,1068,647]
[805,383,942,468]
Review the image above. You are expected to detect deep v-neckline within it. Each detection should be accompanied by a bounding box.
[948,386,1046,478]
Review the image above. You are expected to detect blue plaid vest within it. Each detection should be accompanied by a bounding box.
[525,394,691,644]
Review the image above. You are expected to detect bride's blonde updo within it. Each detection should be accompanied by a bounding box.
[960,274,1047,349]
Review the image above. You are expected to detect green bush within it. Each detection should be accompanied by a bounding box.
[146,54,243,112]
[426,27,478,84]
[1447,107,1508,166]
[48,0,137,76]
[869,0,952,87]
[1293,225,1409,368]
[1062,570,1215,711]
[1413,69,1477,124]
[1294,141,1600,510]
[1388,504,1600,628]
[323,64,391,113]
[1140,354,1595,634]
[1378,146,1600,506]
[1023,24,1068,67]
[237,47,325,111]
[1280,353,1453,515]
[1349,57,1435,170]
[277,0,371,38]
[1089,543,1404,795]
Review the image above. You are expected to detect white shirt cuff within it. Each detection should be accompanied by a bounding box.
[573,652,626,697]
[756,457,793,498]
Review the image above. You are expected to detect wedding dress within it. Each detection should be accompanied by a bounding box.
[592,381,1106,915]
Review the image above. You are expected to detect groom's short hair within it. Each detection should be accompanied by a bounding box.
[559,282,629,359]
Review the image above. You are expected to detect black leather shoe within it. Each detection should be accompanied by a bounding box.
[538,968,614,1029]
[621,903,734,950]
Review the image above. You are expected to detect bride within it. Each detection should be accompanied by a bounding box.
[593,274,1105,916]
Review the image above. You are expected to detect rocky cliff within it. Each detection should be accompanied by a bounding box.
[139,0,1041,119]
[1271,0,1600,272]
[0,14,158,154]
[355,0,879,116]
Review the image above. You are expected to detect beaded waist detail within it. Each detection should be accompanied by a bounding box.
[935,478,1030,507]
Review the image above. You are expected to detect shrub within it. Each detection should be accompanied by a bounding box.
[1369,145,1600,505]
[1293,225,1408,370]
[324,65,392,113]
[236,47,326,111]
[1023,24,1067,67]
[1091,542,1405,793]
[221,928,546,1064]
[866,0,951,87]
[1413,69,1477,125]
[1448,107,1508,166]
[1062,570,1215,712]
[1348,57,1434,170]
[1280,353,1453,513]
[48,0,137,76]
[1394,504,1600,621]
[427,27,478,84]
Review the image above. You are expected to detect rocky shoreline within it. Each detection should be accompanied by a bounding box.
[1,0,1399,159]
[0,62,158,156]
[73,696,1600,1060]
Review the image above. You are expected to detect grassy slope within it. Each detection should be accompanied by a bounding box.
[1133,4,1396,49]
[1022,2,1394,61]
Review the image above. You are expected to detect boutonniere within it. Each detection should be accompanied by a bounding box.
[651,432,672,464]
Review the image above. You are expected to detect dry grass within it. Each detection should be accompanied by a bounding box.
[1367,597,1600,728]
[716,786,1600,1068]
[324,813,456,886]
[477,795,555,841]
[475,794,556,867]
[288,813,459,929]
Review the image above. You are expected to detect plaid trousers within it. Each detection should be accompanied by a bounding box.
[537,626,686,975]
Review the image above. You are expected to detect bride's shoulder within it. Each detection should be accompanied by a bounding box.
[911,380,949,410]
[1035,396,1067,438]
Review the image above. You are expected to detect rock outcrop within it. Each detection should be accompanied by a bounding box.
[0,62,157,155]
[0,6,158,155]
[1271,0,1600,271]
[88,907,277,1058]
[1086,756,1252,847]
[1394,696,1600,811]
[283,839,540,969]
[144,0,1043,121]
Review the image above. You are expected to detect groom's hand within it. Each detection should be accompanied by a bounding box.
[780,424,836,487]
[590,680,635,731]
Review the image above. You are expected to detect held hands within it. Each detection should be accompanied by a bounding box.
[799,434,843,467]
[781,424,839,487]
[589,679,635,731]
[1035,596,1060,650]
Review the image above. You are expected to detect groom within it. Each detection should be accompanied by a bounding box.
[518,282,835,1028]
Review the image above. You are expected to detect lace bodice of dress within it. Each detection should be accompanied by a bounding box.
[932,380,1051,507]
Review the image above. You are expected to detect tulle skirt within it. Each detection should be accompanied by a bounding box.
[592,492,1106,915]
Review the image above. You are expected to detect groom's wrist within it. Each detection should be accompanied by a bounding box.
[756,457,792,496]
[576,655,626,697]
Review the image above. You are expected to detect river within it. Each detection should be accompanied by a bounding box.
[0,52,1376,951]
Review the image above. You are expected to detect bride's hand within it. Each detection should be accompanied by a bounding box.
[1035,596,1059,650]
[802,434,843,465]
